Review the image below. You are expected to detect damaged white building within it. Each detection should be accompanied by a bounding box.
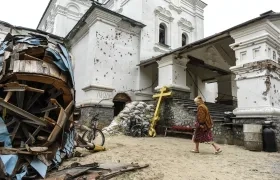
[1,0,280,149]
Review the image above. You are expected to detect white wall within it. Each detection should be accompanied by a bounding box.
[105,0,206,60]
[197,77,218,103]
[70,33,89,106]
[38,0,91,37]
[70,9,142,106]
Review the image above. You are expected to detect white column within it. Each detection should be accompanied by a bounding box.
[216,75,235,105]
[230,20,280,117]
[155,55,190,92]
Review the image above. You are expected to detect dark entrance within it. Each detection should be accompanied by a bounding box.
[113,93,131,116]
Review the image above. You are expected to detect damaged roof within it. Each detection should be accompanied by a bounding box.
[0,20,64,42]
[64,2,145,41]
[138,10,280,67]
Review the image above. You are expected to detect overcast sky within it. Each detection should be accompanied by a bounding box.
[0,0,280,37]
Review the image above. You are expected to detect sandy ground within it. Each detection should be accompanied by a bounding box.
[62,135,280,180]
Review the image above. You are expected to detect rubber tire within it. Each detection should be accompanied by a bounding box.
[131,124,142,137]
[82,129,105,147]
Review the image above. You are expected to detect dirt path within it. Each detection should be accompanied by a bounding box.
[62,135,280,180]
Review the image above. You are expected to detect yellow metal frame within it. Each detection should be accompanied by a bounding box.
[148,86,172,137]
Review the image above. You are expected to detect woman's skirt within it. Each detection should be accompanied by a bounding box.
[193,122,214,143]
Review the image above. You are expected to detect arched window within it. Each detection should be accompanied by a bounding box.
[159,23,167,45]
[182,33,188,46]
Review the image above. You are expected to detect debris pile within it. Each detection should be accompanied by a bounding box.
[46,162,149,179]
[0,31,75,179]
[103,101,155,135]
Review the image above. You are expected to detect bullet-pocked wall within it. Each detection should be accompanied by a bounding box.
[70,8,142,108]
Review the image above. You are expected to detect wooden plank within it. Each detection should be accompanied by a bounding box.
[1,57,7,78]
[30,147,48,152]
[12,60,68,82]
[26,126,42,144]
[9,52,19,71]
[21,124,32,141]
[26,86,45,93]
[0,147,52,155]
[37,136,48,141]
[15,74,73,104]
[6,118,16,127]
[0,98,47,126]
[45,101,74,146]
[25,84,48,111]
[3,82,45,93]
[24,54,43,61]
[11,121,21,141]
[44,117,56,126]
[16,91,25,108]
[4,91,13,102]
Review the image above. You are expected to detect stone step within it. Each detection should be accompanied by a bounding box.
[178,103,234,110]
[193,110,226,116]
[174,99,235,108]
[185,105,233,112]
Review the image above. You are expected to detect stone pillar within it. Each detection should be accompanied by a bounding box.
[230,21,280,117]
[216,75,236,105]
[155,55,192,130]
[229,20,280,149]
[155,54,190,99]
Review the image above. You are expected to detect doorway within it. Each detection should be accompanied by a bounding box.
[113,93,131,116]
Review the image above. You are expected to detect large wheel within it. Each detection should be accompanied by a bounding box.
[130,124,142,137]
[141,124,149,137]
[82,129,105,147]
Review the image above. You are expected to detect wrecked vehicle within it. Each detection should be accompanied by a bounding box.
[0,27,75,179]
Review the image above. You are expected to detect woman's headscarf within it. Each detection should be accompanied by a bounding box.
[194,96,204,105]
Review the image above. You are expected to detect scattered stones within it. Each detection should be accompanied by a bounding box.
[102,101,155,135]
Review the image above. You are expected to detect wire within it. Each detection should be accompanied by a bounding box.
[94,75,158,106]
[186,69,206,101]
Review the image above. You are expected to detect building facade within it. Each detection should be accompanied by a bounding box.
[1,1,280,149]
[37,0,215,116]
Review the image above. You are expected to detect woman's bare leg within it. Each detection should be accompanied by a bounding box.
[195,142,199,152]
[211,143,219,150]
[211,142,222,154]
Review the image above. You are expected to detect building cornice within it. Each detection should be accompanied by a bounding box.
[153,43,172,54]
[55,5,84,18]
[178,18,194,31]
[154,6,174,22]
[82,84,115,92]
[71,0,92,7]
[230,20,280,41]
[121,0,130,7]
[181,0,207,9]
[68,23,89,47]
[230,59,280,75]
[230,34,280,52]
[85,8,122,27]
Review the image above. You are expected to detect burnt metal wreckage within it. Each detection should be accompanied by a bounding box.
[0,29,82,179]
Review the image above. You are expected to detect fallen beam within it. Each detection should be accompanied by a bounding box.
[0,98,47,126]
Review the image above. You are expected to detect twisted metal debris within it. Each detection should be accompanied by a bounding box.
[0,29,75,179]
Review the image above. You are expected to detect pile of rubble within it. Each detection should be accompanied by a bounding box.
[103,101,155,135]
[0,29,75,179]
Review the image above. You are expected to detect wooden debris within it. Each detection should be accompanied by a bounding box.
[46,162,149,180]
[0,32,75,179]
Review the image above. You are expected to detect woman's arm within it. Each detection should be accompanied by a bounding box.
[197,106,206,124]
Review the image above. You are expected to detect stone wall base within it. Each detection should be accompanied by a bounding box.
[158,90,194,129]
[79,105,114,129]
[215,117,280,151]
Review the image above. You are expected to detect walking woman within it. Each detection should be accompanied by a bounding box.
[191,96,222,154]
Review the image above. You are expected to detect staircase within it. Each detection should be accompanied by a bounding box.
[173,98,235,122]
